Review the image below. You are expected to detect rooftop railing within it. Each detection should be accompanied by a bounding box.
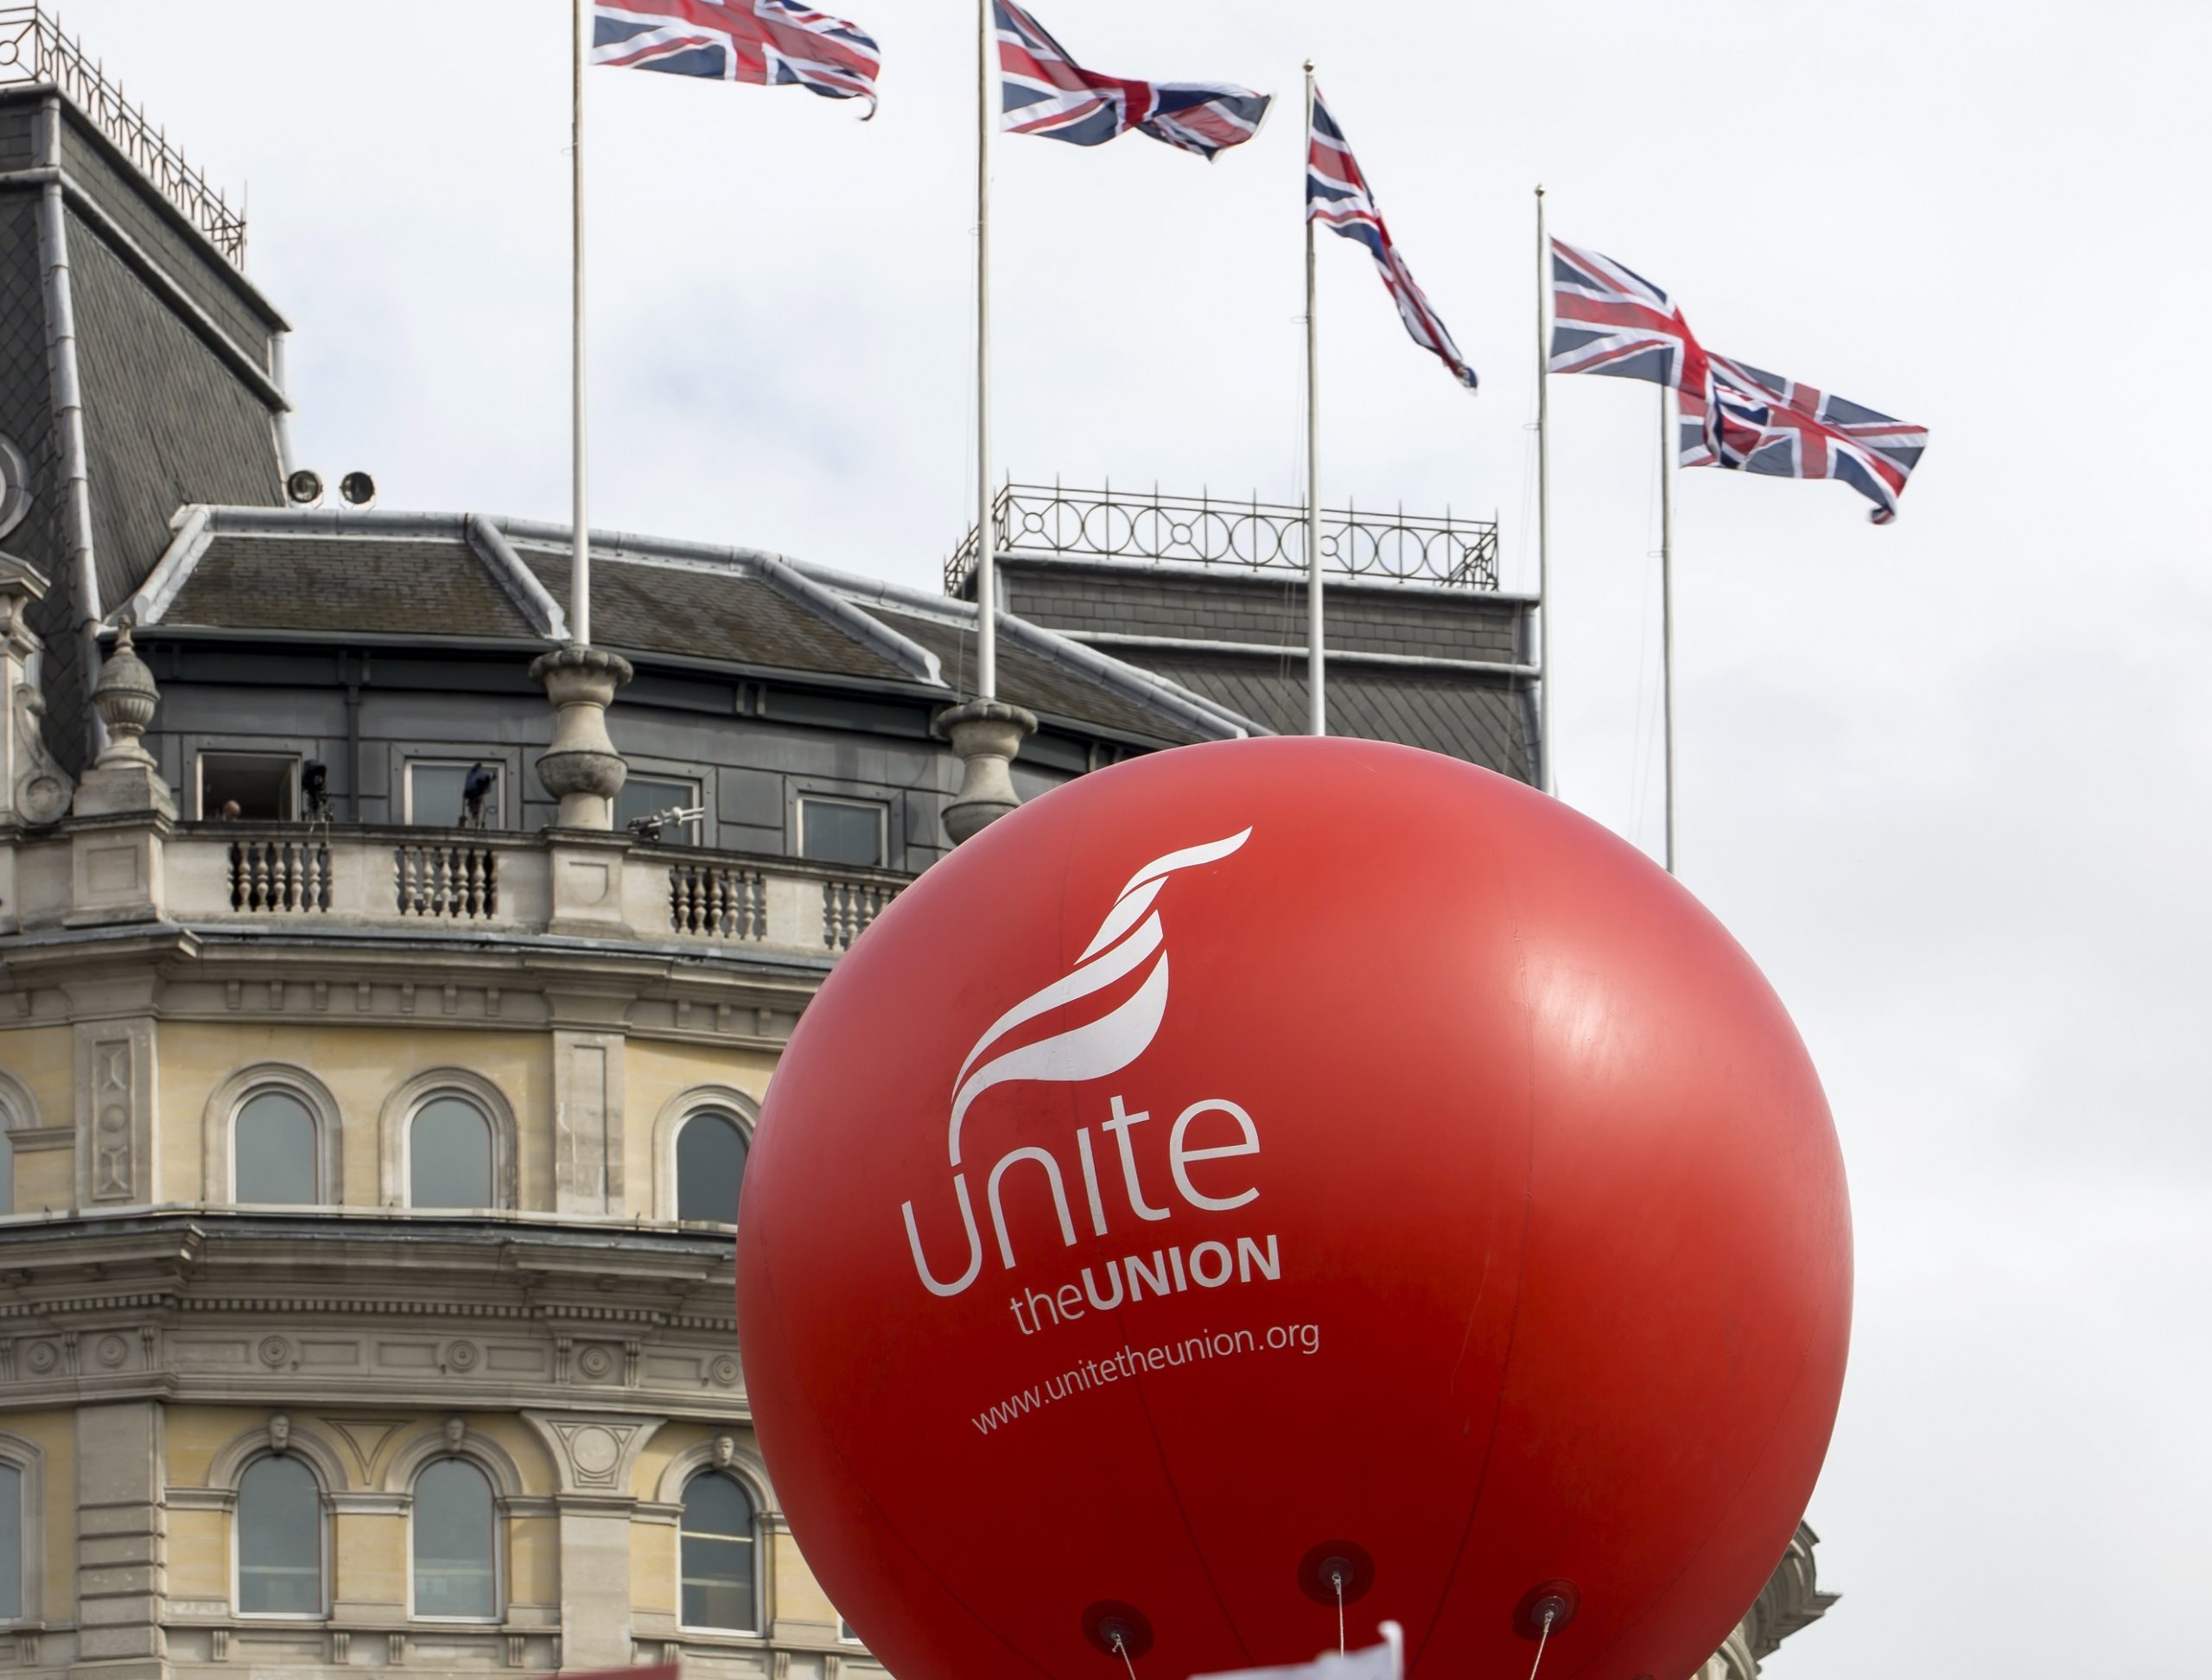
[0,5,247,264]
[947,481,1501,595]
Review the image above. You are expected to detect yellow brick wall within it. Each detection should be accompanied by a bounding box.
[0,1409,74,1622]
[0,1027,74,1215]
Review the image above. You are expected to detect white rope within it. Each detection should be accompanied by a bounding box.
[1524,1608,1556,1680]
[1334,1572,1345,1656]
[1111,1631,1138,1680]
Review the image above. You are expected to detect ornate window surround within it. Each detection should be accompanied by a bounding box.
[657,1435,774,1639]
[0,1429,46,1628]
[651,1085,759,1225]
[232,1453,333,1621]
[384,1419,530,1626]
[378,1070,519,1211]
[200,1064,346,1206]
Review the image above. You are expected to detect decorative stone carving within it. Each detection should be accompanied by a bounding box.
[529,644,633,830]
[73,621,176,819]
[936,697,1037,843]
[443,1414,467,1450]
[10,683,71,824]
[268,1412,291,1454]
[712,1434,735,1469]
[0,556,71,826]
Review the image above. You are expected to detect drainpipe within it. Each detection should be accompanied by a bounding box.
[270,330,298,476]
[33,97,102,760]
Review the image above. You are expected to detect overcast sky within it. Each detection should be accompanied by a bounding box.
[64,2,2211,1672]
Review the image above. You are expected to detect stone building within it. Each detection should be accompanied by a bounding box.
[0,12,1828,1680]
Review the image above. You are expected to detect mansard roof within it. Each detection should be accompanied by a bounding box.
[113,505,1262,751]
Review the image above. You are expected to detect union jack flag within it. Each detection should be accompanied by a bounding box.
[1548,237,1709,411]
[1306,91,1476,391]
[592,0,881,116]
[1699,353,1928,525]
[996,2,1271,161]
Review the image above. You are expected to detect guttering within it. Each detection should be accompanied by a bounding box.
[270,332,296,474]
[31,95,99,758]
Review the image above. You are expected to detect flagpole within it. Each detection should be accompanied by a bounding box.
[570,0,591,646]
[1534,183,1551,793]
[974,0,998,701]
[1304,60,1324,738]
[1660,385,1677,875]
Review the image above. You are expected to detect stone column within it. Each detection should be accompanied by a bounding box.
[74,1400,166,1680]
[936,699,1038,844]
[519,1414,663,1673]
[531,646,633,831]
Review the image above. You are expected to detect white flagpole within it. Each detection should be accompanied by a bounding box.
[1534,184,1552,793]
[974,0,998,700]
[1660,385,1678,875]
[1304,60,1324,737]
[570,0,591,646]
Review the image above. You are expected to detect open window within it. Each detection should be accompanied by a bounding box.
[199,752,298,821]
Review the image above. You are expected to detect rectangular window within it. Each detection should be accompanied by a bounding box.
[798,796,887,869]
[199,752,298,821]
[617,776,704,845]
[405,761,502,830]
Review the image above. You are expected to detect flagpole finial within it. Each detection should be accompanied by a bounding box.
[1303,57,1314,73]
[1535,182,1545,198]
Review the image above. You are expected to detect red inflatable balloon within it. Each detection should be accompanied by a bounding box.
[738,738,1849,1680]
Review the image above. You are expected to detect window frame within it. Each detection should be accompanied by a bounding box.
[403,759,506,830]
[0,1432,46,1629]
[676,1468,763,1637]
[202,1066,344,1207]
[795,793,890,869]
[407,1456,503,1626]
[378,1071,518,1212]
[232,1452,329,1622]
[652,1085,760,1224]
[194,750,302,822]
[405,1094,498,1212]
[231,1087,323,1209]
[673,1108,751,1228]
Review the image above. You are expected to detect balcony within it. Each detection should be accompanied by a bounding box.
[1,820,910,959]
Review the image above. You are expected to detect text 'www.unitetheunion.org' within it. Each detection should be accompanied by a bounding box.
[970,1322,1322,1435]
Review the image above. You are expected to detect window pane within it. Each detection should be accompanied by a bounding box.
[410,1098,493,1208]
[413,1460,495,1619]
[617,778,702,845]
[800,800,883,868]
[0,1463,19,1621]
[676,1112,747,1224]
[680,1473,755,1630]
[238,1456,321,1615]
[235,1091,317,1205]
[410,764,502,829]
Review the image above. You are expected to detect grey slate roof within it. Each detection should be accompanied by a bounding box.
[168,537,538,640]
[116,506,1257,753]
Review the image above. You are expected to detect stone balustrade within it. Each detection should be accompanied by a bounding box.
[0,820,908,958]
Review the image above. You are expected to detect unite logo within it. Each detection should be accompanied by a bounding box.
[899,829,1276,1309]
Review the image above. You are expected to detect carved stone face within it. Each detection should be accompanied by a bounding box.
[713,1435,735,1469]
[269,1412,291,1454]
[444,1416,467,1449]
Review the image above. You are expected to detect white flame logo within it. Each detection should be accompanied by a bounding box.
[902,827,1253,1298]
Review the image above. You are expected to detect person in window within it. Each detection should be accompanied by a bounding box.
[461,764,495,830]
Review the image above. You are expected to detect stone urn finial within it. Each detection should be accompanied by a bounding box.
[530,644,633,830]
[937,698,1038,843]
[91,621,159,767]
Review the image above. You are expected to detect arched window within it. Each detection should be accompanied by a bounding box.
[411,1459,496,1620]
[410,1097,493,1209]
[0,1461,19,1621]
[234,1090,319,1205]
[679,1472,758,1632]
[238,1455,322,1615]
[676,1110,748,1224]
